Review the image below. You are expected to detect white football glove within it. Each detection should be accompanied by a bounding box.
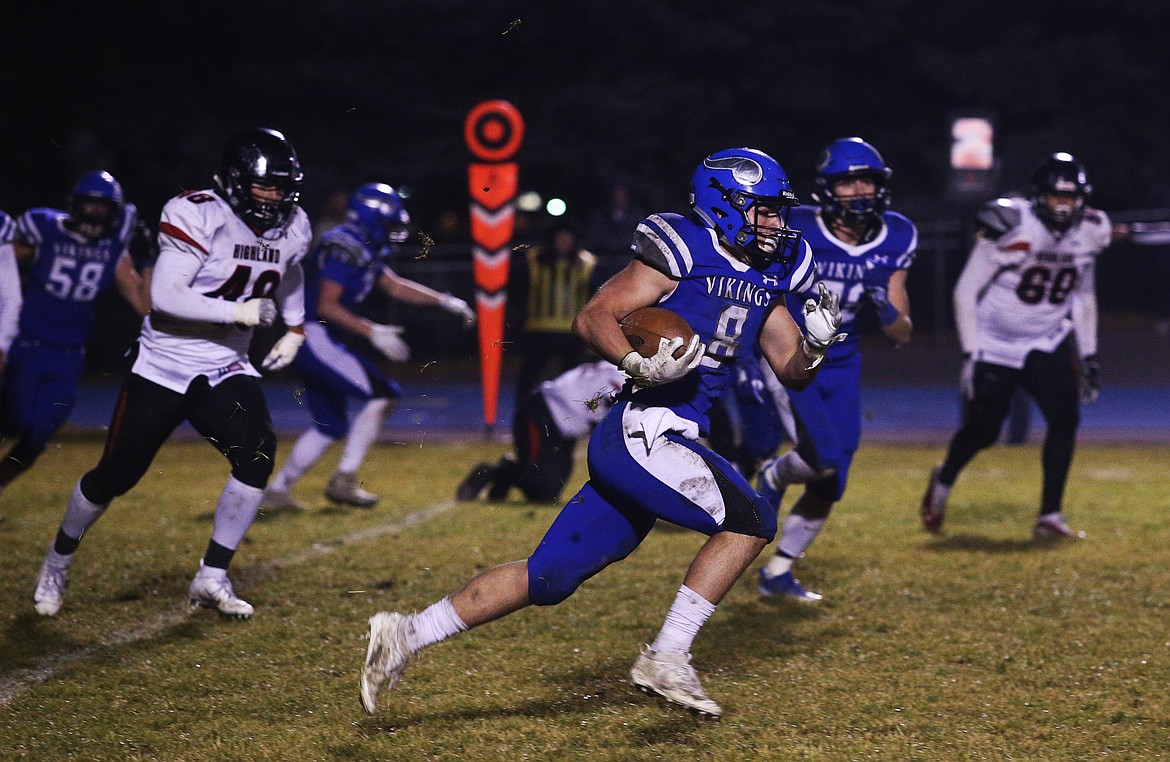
[233,297,278,327]
[620,334,704,388]
[440,294,476,327]
[801,281,847,366]
[960,353,976,400]
[370,323,410,362]
[261,329,305,371]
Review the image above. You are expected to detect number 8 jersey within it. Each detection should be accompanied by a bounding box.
[135,189,311,393]
[956,196,1111,368]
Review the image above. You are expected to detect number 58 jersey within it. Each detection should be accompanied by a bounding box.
[135,189,311,393]
[963,197,1111,368]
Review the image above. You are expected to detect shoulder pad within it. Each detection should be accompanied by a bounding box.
[631,213,694,279]
[973,199,1022,240]
[0,210,15,245]
[159,190,229,255]
[16,208,61,246]
[318,228,373,269]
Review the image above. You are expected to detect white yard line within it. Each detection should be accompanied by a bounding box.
[0,499,458,706]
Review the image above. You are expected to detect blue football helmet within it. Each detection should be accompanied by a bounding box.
[68,170,125,239]
[215,127,304,230]
[690,147,802,267]
[1029,152,1091,231]
[811,137,893,224]
[345,182,411,246]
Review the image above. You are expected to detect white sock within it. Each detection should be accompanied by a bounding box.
[927,468,952,508]
[44,546,75,570]
[209,476,263,551]
[270,428,336,492]
[771,450,823,484]
[776,513,826,559]
[338,398,391,474]
[404,596,468,652]
[196,560,227,580]
[650,585,716,656]
[60,480,109,541]
[763,553,794,577]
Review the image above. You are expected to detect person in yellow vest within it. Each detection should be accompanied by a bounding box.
[509,221,598,406]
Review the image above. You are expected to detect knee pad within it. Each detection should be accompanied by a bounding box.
[80,467,130,505]
[227,430,277,489]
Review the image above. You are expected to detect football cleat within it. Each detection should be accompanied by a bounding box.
[920,466,947,534]
[34,557,70,617]
[361,611,416,715]
[325,471,378,508]
[755,457,787,511]
[188,569,254,619]
[485,455,516,502]
[1033,513,1086,540]
[259,487,307,513]
[758,568,823,601]
[455,461,496,502]
[629,644,722,719]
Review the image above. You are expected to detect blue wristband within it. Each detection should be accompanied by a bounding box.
[876,299,900,327]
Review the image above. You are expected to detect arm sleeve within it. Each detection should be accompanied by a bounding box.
[1070,261,1098,357]
[275,261,305,327]
[149,246,237,323]
[952,238,1000,355]
[0,243,22,353]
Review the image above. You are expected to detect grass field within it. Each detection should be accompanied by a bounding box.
[2,435,1169,760]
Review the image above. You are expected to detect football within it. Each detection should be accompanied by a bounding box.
[619,306,697,358]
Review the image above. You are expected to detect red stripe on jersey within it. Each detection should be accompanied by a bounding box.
[1005,241,1031,251]
[159,221,209,255]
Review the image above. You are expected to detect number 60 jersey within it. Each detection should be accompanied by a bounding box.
[957,197,1111,369]
[135,189,311,393]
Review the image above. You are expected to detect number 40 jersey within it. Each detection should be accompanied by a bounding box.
[135,189,311,393]
[959,197,1111,369]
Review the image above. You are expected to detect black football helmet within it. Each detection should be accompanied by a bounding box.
[214,127,304,230]
[1029,152,1091,231]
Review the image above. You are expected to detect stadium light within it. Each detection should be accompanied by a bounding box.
[545,197,567,217]
[516,191,542,212]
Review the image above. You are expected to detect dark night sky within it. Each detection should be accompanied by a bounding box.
[2,0,1167,231]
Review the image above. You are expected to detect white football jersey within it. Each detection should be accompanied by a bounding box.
[541,360,627,439]
[958,198,1111,368]
[135,189,311,393]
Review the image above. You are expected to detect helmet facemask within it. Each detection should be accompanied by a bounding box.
[1029,152,1091,232]
[215,128,304,231]
[690,148,802,272]
[67,171,125,239]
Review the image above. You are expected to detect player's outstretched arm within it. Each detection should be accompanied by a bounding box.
[378,269,475,326]
[316,279,409,362]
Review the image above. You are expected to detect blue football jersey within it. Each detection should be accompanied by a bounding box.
[303,223,388,328]
[0,210,15,243]
[624,213,816,434]
[15,205,137,347]
[785,205,917,361]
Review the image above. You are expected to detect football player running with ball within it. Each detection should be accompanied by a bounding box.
[360,148,843,720]
[921,153,1111,539]
[33,127,311,620]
